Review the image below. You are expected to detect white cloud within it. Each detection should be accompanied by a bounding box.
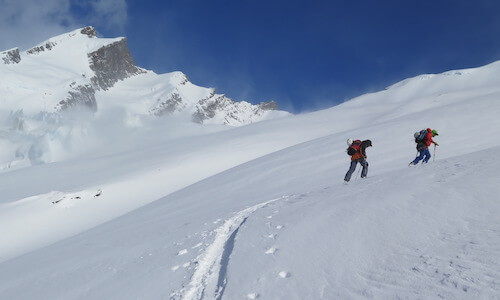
[87,0,128,32]
[0,0,74,50]
[0,0,127,51]
[72,0,128,33]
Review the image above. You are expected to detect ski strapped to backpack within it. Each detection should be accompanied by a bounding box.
[347,140,362,156]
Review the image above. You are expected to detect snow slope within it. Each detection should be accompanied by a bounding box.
[0,61,500,299]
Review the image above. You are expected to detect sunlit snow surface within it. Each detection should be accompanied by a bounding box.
[1,56,500,298]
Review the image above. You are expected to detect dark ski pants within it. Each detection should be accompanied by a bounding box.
[412,148,431,165]
[344,158,368,182]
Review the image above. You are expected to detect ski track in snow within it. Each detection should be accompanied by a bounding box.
[175,196,287,300]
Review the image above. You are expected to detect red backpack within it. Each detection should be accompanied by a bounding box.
[347,140,362,156]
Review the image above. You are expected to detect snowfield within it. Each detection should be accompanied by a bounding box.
[1,51,500,299]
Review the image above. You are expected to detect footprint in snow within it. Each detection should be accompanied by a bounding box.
[247,293,259,299]
[276,225,284,230]
[279,271,290,278]
[171,265,180,271]
[266,234,276,239]
[266,216,273,219]
[177,249,188,256]
[265,247,278,254]
[192,242,203,249]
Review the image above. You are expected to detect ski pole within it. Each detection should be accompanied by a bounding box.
[355,165,362,181]
[433,144,436,162]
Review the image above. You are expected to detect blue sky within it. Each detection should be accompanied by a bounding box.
[2,0,500,113]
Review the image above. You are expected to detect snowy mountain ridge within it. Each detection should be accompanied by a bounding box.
[0,26,286,120]
[0,27,288,167]
[385,60,500,92]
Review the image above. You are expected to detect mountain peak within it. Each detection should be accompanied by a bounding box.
[25,26,122,56]
[1,27,289,128]
[80,26,97,38]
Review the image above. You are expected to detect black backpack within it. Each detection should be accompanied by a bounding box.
[347,140,361,156]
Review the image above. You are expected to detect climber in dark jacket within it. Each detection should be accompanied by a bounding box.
[344,139,372,182]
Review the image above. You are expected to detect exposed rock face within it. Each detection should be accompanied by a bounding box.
[147,80,283,125]
[192,95,232,123]
[149,89,282,125]
[26,41,57,55]
[1,48,21,64]
[191,95,280,125]
[258,100,279,111]
[80,26,97,38]
[56,83,97,112]
[150,93,186,116]
[88,39,145,90]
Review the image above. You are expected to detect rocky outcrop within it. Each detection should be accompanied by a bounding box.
[258,100,279,111]
[191,95,278,125]
[150,88,282,126]
[150,93,187,116]
[88,39,145,91]
[55,83,97,112]
[1,48,21,64]
[26,41,57,55]
[192,95,230,123]
[80,26,97,38]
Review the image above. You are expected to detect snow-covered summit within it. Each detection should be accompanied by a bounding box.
[24,26,122,57]
[0,27,289,167]
[0,26,144,113]
[0,26,287,120]
[385,60,500,95]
